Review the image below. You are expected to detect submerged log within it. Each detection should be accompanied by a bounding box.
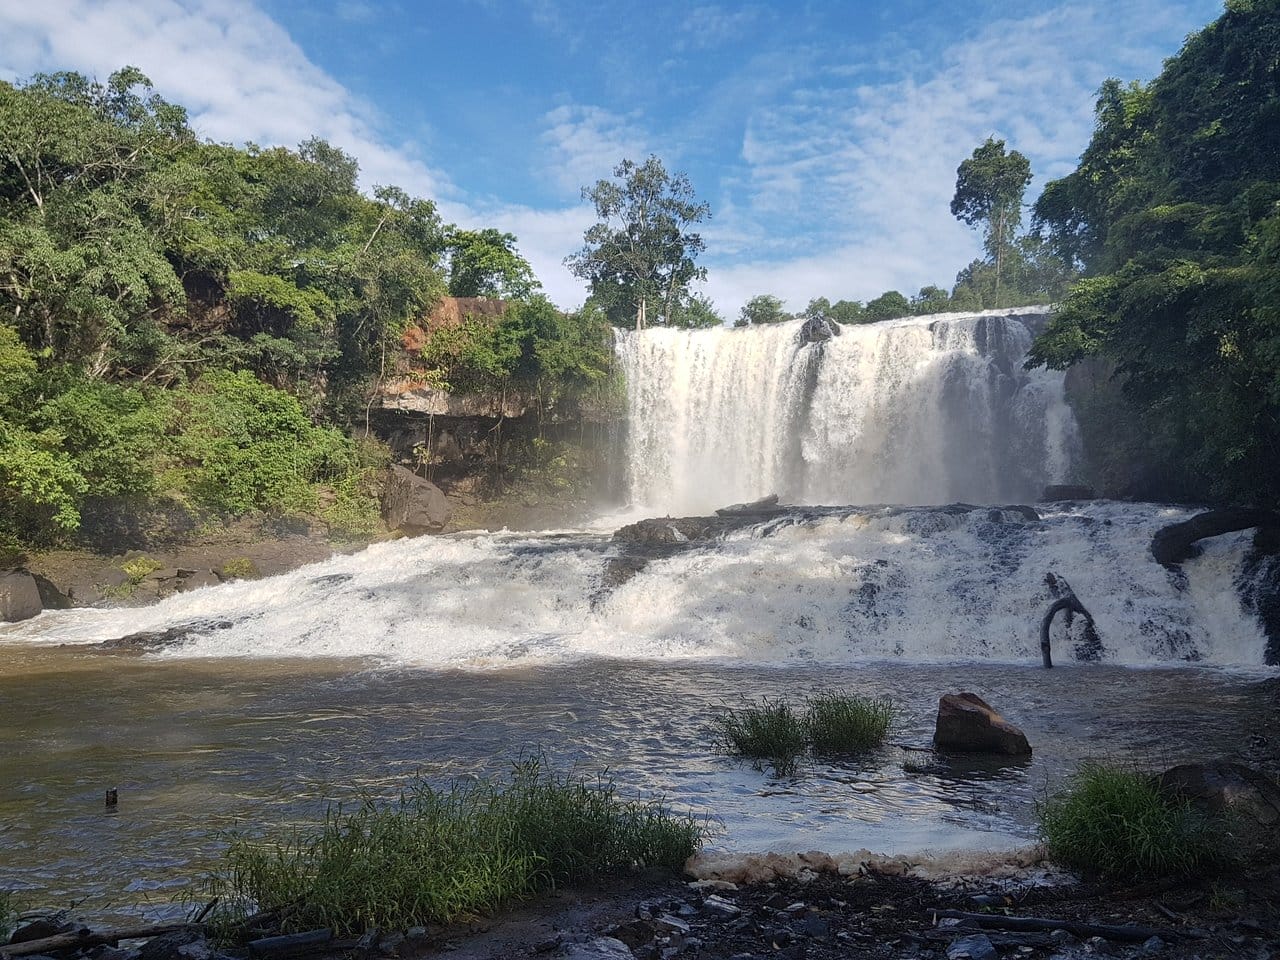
[1150,508,1280,567]
[1039,574,1095,669]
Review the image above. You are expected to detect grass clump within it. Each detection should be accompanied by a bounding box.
[201,756,703,938]
[712,697,809,772]
[805,693,895,752]
[0,891,15,942]
[219,557,258,580]
[121,555,162,584]
[1039,762,1227,881]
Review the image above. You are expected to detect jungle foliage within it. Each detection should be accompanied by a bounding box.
[1028,0,1280,504]
[0,67,610,555]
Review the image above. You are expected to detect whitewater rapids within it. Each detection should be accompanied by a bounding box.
[1,502,1269,667]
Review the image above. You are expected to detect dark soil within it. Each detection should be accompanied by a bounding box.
[426,862,1280,959]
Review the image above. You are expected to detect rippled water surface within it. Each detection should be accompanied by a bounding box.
[0,646,1269,922]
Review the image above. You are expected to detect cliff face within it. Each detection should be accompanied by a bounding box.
[372,297,625,527]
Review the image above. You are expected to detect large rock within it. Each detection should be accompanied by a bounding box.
[0,570,42,622]
[933,692,1032,756]
[382,465,452,535]
[1040,484,1096,501]
[1157,761,1280,852]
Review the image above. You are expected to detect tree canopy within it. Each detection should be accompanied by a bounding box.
[567,156,710,330]
[1027,0,1280,504]
[951,137,1033,307]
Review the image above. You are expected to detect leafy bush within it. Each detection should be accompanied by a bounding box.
[121,555,162,584]
[805,693,894,752]
[1038,762,1227,880]
[712,698,809,771]
[168,370,356,516]
[39,382,168,497]
[219,557,258,580]
[200,756,703,937]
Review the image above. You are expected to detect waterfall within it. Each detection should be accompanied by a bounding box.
[614,307,1079,515]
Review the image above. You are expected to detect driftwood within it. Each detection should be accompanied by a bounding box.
[247,929,334,957]
[1151,508,1280,567]
[1039,574,1096,669]
[0,923,190,958]
[933,909,1171,943]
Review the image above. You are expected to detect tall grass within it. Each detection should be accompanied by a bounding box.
[1038,762,1227,880]
[712,692,895,772]
[0,891,15,943]
[711,698,809,772]
[805,693,895,752]
[201,756,704,938]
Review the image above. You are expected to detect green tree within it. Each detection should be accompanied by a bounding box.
[1028,0,1280,503]
[911,285,952,315]
[951,137,1033,308]
[567,156,710,329]
[668,291,724,329]
[864,290,910,321]
[828,299,866,324]
[736,294,790,327]
[445,228,540,300]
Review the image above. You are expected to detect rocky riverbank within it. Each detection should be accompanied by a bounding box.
[7,854,1279,960]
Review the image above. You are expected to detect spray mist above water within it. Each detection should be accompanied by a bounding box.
[614,307,1078,515]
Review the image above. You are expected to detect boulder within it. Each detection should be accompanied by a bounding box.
[1156,761,1280,851]
[381,465,452,535]
[1040,484,1096,501]
[0,570,42,622]
[933,692,1031,756]
[176,570,221,592]
[716,494,784,517]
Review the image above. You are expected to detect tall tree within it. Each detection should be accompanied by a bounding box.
[950,138,1032,307]
[566,156,710,330]
[735,294,790,327]
[1028,0,1280,504]
[445,228,540,300]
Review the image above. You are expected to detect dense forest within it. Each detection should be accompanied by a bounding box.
[0,69,612,559]
[0,0,1276,563]
[1028,0,1279,505]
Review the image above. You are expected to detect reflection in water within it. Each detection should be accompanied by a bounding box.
[0,647,1266,922]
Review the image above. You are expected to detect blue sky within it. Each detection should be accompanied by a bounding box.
[0,0,1222,314]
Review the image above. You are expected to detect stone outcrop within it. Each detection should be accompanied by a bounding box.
[933,692,1032,756]
[1040,484,1096,501]
[1157,761,1280,852]
[382,465,452,535]
[1150,507,1280,567]
[0,570,42,623]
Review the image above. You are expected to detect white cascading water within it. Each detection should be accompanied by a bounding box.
[0,503,1270,667]
[614,307,1079,515]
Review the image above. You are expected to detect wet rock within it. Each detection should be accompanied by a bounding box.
[0,569,42,622]
[702,894,741,918]
[716,494,784,517]
[138,930,206,960]
[933,692,1031,756]
[947,934,996,960]
[1138,936,1165,955]
[1041,484,1095,501]
[600,556,648,591]
[1156,761,1280,850]
[176,570,220,592]
[8,916,78,943]
[381,465,452,535]
[558,937,635,959]
[99,619,234,651]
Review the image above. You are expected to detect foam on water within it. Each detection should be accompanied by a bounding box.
[2,502,1269,667]
[615,307,1078,515]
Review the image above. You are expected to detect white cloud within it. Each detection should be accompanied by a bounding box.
[678,4,761,50]
[0,0,452,201]
[0,0,1219,318]
[703,0,1217,313]
[539,103,650,195]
